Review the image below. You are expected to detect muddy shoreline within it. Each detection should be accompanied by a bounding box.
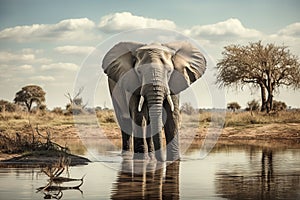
[0,150,90,168]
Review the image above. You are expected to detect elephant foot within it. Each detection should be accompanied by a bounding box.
[166,154,181,161]
[148,152,156,161]
[133,152,149,160]
[166,156,181,161]
[155,151,165,162]
[121,150,133,160]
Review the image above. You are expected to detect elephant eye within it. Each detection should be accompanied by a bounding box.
[160,58,165,64]
[136,68,141,74]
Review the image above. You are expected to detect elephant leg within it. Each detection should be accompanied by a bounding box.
[146,125,155,160]
[108,79,133,155]
[120,118,132,153]
[114,118,132,159]
[121,131,131,152]
[163,95,180,161]
[132,112,148,160]
[114,115,133,157]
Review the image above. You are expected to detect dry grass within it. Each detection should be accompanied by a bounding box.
[0,112,74,139]
[0,109,299,142]
[180,110,300,129]
[0,110,119,141]
[0,109,117,127]
[1,109,299,132]
[224,111,300,127]
[96,109,116,124]
[0,123,69,154]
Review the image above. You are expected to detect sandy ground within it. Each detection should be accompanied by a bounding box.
[197,123,300,140]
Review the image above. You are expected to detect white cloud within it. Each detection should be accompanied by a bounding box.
[185,18,262,41]
[0,18,96,42]
[21,48,44,54]
[265,23,300,57]
[41,62,79,71]
[30,76,55,81]
[277,22,300,37]
[0,51,51,64]
[54,45,95,55]
[19,64,33,70]
[98,12,176,32]
[0,51,35,62]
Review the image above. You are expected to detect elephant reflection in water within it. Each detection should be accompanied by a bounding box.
[111,160,180,199]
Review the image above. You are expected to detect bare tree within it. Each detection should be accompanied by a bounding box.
[180,102,196,115]
[65,87,84,106]
[14,85,46,112]
[217,41,300,113]
[65,87,87,115]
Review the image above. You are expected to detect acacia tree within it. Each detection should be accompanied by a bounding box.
[14,85,46,112]
[217,41,300,113]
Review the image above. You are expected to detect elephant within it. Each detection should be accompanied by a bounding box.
[102,41,206,161]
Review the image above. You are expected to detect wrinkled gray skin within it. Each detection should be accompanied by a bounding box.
[102,41,206,161]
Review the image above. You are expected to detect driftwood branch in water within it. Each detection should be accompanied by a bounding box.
[37,178,84,191]
[37,157,85,199]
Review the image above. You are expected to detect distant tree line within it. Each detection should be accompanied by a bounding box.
[1,84,110,115]
[179,100,289,115]
[226,99,287,112]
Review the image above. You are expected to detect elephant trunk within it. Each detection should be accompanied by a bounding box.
[138,67,175,161]
[145,87,165,161]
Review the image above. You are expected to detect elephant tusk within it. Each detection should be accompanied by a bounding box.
[167,95,174,112]
[138,96,144,112]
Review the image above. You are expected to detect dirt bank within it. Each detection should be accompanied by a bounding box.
[204,123,300,140]
[12,122,299,140]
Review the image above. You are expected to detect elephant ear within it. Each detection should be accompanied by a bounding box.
[102,42,144,92]
[164,41,207,94]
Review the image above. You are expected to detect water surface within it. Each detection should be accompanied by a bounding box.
[0,139,299,199]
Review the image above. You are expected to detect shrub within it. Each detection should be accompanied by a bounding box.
[51,107,63,115]
[181,102,196,115]
[97,110,116,123]
[227,102,241,112]
[65,104,85,115]
[272,100,287,111]
[0,100,17,112]
[246,99,260,111]
[13,114,23,120]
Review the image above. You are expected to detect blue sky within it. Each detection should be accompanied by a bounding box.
[0,0,299,109]
[1,0,299,31]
